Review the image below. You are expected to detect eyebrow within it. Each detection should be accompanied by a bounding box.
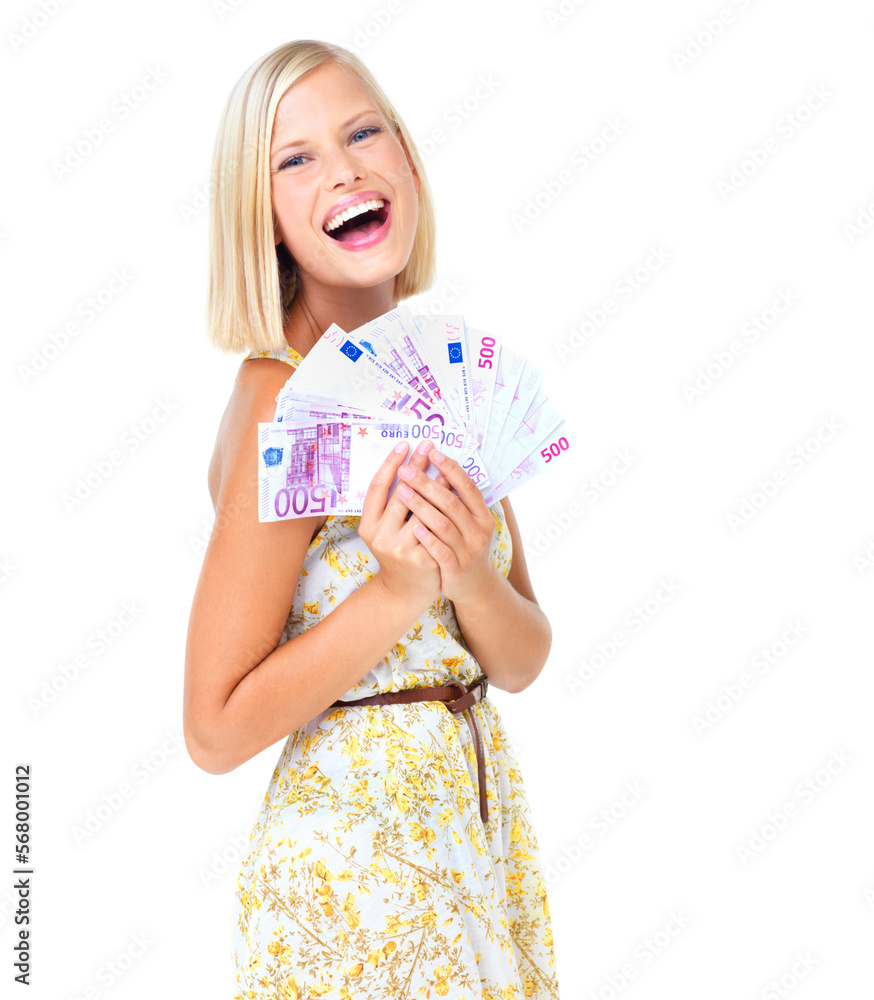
[271,110,378,160]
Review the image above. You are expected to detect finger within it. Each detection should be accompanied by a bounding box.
[411,515,455,569]
[406,511,426,541]
[397,457,471,521]
[394,474,465,546]
[402,513,441,565]
[428,448,489,515]
[384,437,434,519]
[360,440,410,530]
[409,439,435,468]
[406,510,434,543]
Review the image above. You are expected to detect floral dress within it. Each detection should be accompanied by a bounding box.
[231,346,561,999]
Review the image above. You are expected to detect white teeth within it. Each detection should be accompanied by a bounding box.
[324,198,385,233]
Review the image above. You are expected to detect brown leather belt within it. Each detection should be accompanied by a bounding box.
[329,675,491,824]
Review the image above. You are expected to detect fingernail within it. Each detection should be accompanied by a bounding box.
[398,465,412,478]
[398,484,413,498]
[431,449,444,463]
[394,442,408,453]
[417,440,432,455]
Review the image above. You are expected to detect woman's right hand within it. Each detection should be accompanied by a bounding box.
[358,440,441,611]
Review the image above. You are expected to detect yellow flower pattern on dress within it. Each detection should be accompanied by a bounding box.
[231,348,561,998]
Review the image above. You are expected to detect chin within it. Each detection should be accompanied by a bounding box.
[333,269,403,294]
[334,249,410,287]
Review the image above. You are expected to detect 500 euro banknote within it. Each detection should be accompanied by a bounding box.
[258,417,471,521]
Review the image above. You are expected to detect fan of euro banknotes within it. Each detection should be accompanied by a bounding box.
[257,304,569,521]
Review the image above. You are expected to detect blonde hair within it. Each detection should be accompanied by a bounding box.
[206,39,437,355]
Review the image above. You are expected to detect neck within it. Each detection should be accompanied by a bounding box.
[284,278,399,357]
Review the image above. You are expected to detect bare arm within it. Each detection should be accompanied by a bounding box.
[183,362,439,775]
[450,496,552,694]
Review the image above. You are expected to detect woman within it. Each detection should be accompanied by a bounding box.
[184,38,562,999]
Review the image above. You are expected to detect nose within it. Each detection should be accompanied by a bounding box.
[324,143,365,190]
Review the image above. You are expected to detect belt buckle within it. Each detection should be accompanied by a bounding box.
[444,676,488,713]
[443,680,468,712]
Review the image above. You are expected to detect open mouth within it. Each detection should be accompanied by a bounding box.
[323,199,390,244]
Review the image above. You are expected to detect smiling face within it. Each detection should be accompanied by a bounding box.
[269,60,421,300]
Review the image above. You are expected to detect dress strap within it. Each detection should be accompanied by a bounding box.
[241,346,303,370]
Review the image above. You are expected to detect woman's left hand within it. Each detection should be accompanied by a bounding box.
[395,440,496,605]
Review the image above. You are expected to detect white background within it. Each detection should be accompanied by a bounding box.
[4,0,874,997]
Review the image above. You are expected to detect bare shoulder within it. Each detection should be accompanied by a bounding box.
[207,357,330,554]
[200,354,328,576]
[208,358,296,509]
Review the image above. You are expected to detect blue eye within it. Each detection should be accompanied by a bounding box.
[277,126,383,170]
[352,126,382,142]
